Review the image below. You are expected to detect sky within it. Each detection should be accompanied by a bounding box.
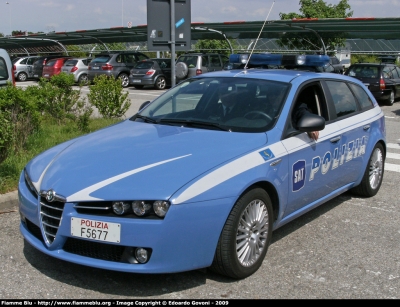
[0,0,399,36]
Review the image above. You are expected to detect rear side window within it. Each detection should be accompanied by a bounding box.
[0,58,9,80]
[326,80,357,118]
[348,83,374,110]
[64,60,78,66]
[91,56,111,64]
[348,65,379,78]
[46,60,57,67]
[134,62,154,69]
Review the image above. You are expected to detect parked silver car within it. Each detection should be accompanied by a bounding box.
[13,56,39,81]
[0,48,14,87]
[175,53,229,81]
[61,58,92,84]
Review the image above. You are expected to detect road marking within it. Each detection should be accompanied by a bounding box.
[385,163,400,173]
[387,143,400,149]
[387,153,400,160]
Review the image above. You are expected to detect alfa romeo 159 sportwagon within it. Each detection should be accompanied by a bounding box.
[19,54,386,279]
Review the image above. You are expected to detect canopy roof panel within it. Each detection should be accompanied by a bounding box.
[1,17,400,55]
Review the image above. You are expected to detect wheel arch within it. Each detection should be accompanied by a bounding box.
[240,181,280,223]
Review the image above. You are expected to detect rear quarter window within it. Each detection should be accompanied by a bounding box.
[91,56,111,64]
[326,80,358,118]
[348,83,374,110]
[0,58,9,80]
[64,60,78,66]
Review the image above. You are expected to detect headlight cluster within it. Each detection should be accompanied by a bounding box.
[112,200,170,218]
[24,169,38,198]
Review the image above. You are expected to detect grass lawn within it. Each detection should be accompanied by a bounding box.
[0,118,121,194]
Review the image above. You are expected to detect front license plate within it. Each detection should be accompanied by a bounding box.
[34,74,38,78]
[71,217,121,243]
[132,79,141,83]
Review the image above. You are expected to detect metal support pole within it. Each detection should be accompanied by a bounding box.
[170,0,176,87]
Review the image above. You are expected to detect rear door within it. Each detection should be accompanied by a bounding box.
[282,81,344,217]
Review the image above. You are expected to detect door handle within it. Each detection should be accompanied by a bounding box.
[270,159,282,166]
[330,136,341,143]
[363,124,371,130]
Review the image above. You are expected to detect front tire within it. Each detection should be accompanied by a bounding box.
[210,187,273,279]
[352,143,384,197]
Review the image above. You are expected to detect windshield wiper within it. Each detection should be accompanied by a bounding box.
[159,118,231,131]
[134,114,158,124]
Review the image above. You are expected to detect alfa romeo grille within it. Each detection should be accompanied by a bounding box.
[40,197,65,244]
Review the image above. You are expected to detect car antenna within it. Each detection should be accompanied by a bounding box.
[245,1,275,70]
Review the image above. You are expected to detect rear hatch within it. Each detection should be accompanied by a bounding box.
[130,61,154,78]
[347,65,382,92]
[62,59,78,75]
[42,60,57,78]
[88,55,112,77]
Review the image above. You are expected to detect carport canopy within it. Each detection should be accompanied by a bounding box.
[1,17,400,55]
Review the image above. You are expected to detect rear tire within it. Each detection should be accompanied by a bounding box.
[352,143,384,197]
[154,76,166,90]
[78,74,88,85]
[210,187,273,279]
[175,62,188,79]
[386,89,394,106]
[17,72,28,82]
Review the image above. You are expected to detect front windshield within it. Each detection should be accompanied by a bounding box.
[133,77,289,133]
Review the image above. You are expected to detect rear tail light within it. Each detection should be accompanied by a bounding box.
[145,69,156,76]
[11,64,16,86]
[101,64,113,71]
[196,69,202,75]
[379,78,385,90]
[71,66,78,73]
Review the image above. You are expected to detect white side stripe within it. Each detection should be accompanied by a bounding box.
[173,142,287,204]
[67,154,191,202]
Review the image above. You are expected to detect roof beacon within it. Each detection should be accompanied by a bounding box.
[229,53,330,68]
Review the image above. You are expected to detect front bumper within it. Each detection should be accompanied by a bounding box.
[18,171,233,274]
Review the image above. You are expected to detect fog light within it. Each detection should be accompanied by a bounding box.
[153,201,170,217]
[112,201,131,215]
[135,248,148,263]
[132,201,152,216]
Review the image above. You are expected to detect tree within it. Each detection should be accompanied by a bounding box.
[193,39,238,56]
[278,0,353,54]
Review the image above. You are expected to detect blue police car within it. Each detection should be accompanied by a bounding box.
[18,54,386,279]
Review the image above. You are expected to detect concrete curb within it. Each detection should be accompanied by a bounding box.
[0,190,18,213]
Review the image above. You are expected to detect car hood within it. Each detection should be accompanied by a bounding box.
[26,120,268,203]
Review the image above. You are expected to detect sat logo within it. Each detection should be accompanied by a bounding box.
[293,160,306,192]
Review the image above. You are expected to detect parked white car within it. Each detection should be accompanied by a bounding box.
[0,48,14,87]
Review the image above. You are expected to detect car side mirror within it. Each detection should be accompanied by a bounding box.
[139,101,150,111]
[297,113,325,132]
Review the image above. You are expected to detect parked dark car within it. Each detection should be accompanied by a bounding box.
[345,62,400,105]
[42,57,73,80]
[87,51,149,87]
[329,56,344,74]
[32,55,71,80]
[129,58,172,90]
